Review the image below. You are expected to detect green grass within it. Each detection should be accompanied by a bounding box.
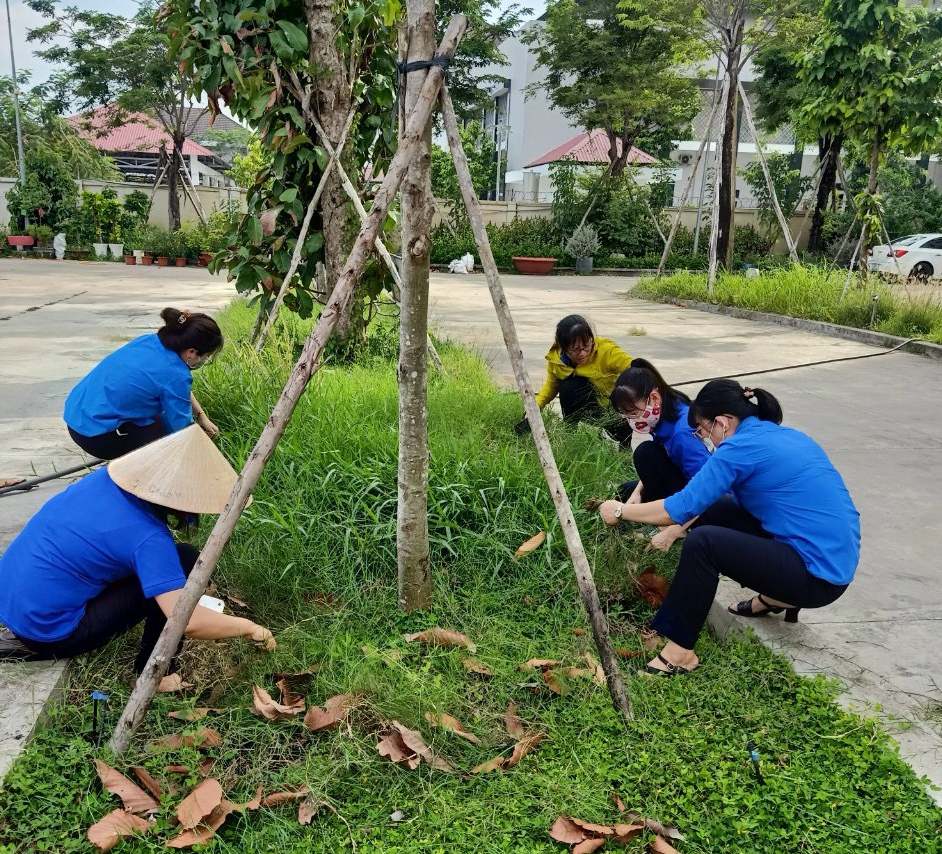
[1,302,940,853]
[634,265,942,344]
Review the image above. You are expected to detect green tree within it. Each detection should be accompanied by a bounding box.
[430,121,496,221]
[228,138,273,191]
[524,0,702,177]
[740,153,812,243]
[801,0,942,270]
[26,0,204,230]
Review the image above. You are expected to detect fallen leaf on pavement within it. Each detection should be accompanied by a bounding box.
[424,712,482,745]
[93,760,159,815]
[0,478,25,490]
[260,785,310,808]
[177,779,223,830]
[151,728,222,751]
[513,530,546,561]
[505,731,544,769]
[157,674,193,694]
[404,628,477,653]
[304,694,356,732]
[167,800,237,848]
[251,684,305,720]
[130,767,164,801]
[298,799,320,825]
[635,566,669,608]
[504,702,526,739]
[87,809,151,852]
[461,657,493,676]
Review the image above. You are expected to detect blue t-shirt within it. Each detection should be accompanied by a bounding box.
[652,402,711,480]
[664,417,860,585]
[0,468,188,642]
[64,334,194,436]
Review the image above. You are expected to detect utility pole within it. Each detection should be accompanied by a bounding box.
[5,0,28,226]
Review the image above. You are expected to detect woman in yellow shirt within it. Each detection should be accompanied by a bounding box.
[515,315,633,443]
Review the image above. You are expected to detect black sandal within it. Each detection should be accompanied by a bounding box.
[728,595,801,623]
[644,653,696,677]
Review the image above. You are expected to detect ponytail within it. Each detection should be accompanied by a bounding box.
[688,379,783,427]
[156,307,224,356]
[611,357,690,422]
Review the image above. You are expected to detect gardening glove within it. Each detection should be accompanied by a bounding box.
[513,417,532,436]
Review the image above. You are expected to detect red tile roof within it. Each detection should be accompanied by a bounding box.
[68,106,215,157]
[525,129,657,168]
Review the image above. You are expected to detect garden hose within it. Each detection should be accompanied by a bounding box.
[0,459,105,498]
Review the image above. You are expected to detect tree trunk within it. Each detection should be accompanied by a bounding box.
[716,22,743,269]
[808,134,842,256]
[167,141,182,231]
[859,139,881,277]
[396,0,435,611]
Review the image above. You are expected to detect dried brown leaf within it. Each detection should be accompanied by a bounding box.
[260,785,310,808]
[549,816,589,845]
[151,728,223,751]
[612,792,627,813]
[93,760,159,815]
[87,809,151,852]
[377,731,420,769]
[392,721,454,773]
[168,708,217,722]
[644,818,685,841]
[404,628,477,653]
[298,799,320,825]
[640,628,662,652]
[177,779,223,830]
[560,667,590,679]
[227,595,249,609]
[461,657,493,676]
[513,530,546,561]
[570,818,615,836]
[542,669,568,695]
[573,840,606,854]
[571,627,586,636]
[471,755,507,774]
[505,731,544,769]
[504,702,526,739]
[649,837,681,854]
[239,785,264,811]
[0,478,25,490]
[583,652,606,686]
[130,767,163,801]
[635,567,669,608]
[304,694,355,732]
[166,800,237,848]
[251,684,305,720]
[424,712,482,745]
[615,648,643,659]
[274,667,321,706]
[157,674,193,694]
[518,658,561,671]
[612,823,644,843]
[198,758,216,778]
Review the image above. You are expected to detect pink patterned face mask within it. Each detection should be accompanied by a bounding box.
[629,398,661,434]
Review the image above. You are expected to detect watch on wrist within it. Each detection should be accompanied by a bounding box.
[614,503,623,519]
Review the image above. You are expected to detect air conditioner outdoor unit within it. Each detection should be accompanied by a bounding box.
[678,154,692,165]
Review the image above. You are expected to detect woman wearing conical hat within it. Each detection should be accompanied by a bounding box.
[64,308,223,460]
[0,426,275,668]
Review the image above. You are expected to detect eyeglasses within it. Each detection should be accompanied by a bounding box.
[691,419,716,442]
[621,396,651,420]
[566,341,594,358]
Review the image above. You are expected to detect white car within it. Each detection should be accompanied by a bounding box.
[867,233,942,279]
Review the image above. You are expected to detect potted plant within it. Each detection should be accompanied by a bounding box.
[169,230,188,266]
[153,230,171,267]
[565,224,601,275]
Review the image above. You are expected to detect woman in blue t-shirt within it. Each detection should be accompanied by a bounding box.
[610,359,711,550]
[64,307,224,460]
[599,379,860,677]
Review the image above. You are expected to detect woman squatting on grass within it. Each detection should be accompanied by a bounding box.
[64,307,223,460]
[599,379,860,677]
[514,314,634,445]
[0,426,275,669]
[610,358,712,551]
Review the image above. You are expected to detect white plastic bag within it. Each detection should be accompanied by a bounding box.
[53,233,67,260]
[448,252,475,274]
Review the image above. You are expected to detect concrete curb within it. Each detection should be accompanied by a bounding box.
[645,296,942,362]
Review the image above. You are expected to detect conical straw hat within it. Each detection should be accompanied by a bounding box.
[108,424,247,514]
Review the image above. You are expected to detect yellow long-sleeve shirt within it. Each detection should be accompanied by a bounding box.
[535,337,633,409]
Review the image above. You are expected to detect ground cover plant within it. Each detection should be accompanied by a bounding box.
[635,266,942,344]
[1,302,940,853]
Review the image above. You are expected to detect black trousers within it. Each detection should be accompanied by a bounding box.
[18,543,198,673]
[651,498,848,650]
[68,420,167,461]
[618,440,689,502]
[557,375,633,446]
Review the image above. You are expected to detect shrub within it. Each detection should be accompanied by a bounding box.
[430,219,566,267]
[565,224,601,258]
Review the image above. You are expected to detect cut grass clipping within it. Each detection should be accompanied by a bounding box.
[0,301,939,854]
[634,265,942,344]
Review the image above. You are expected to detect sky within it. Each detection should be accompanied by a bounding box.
[1,0,543,89]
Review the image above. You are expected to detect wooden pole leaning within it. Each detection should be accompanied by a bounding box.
[108,13,469,756]
[440,83,634,725]
[707,73,732,295]
[254,104,359,351]
[737,79,798,263]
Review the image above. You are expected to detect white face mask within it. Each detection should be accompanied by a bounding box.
[629,398,661,434]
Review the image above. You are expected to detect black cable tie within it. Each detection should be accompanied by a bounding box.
[396,55,452,76]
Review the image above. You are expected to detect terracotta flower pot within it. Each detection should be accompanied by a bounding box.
[141,255,154,266]
[198,251,213,267]
[156,256,170,267]
[124,255,136,265]
[7,235,35,247]
[512,256,558,275]
[174,257,187,267]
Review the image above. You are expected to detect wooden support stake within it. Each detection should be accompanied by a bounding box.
[657,80,725,277]
[310,115,445,373]
[840,223,866,301]
[792,154,826,248]
[440,83,633,725]
[255,104,358,351]
[108,13,469,756]
[737,79,798,263]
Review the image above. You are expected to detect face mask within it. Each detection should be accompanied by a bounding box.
[629,399,661,434]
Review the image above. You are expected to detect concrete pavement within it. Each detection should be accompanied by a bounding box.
[429,270,942,800]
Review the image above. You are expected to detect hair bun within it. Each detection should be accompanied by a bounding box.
[743,388,755,399]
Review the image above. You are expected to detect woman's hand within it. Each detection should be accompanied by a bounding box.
[626,483,644,505]
[599,500,623,526]
[197,411,220,440]
[648,524,685,552]
[247,623,276,651]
